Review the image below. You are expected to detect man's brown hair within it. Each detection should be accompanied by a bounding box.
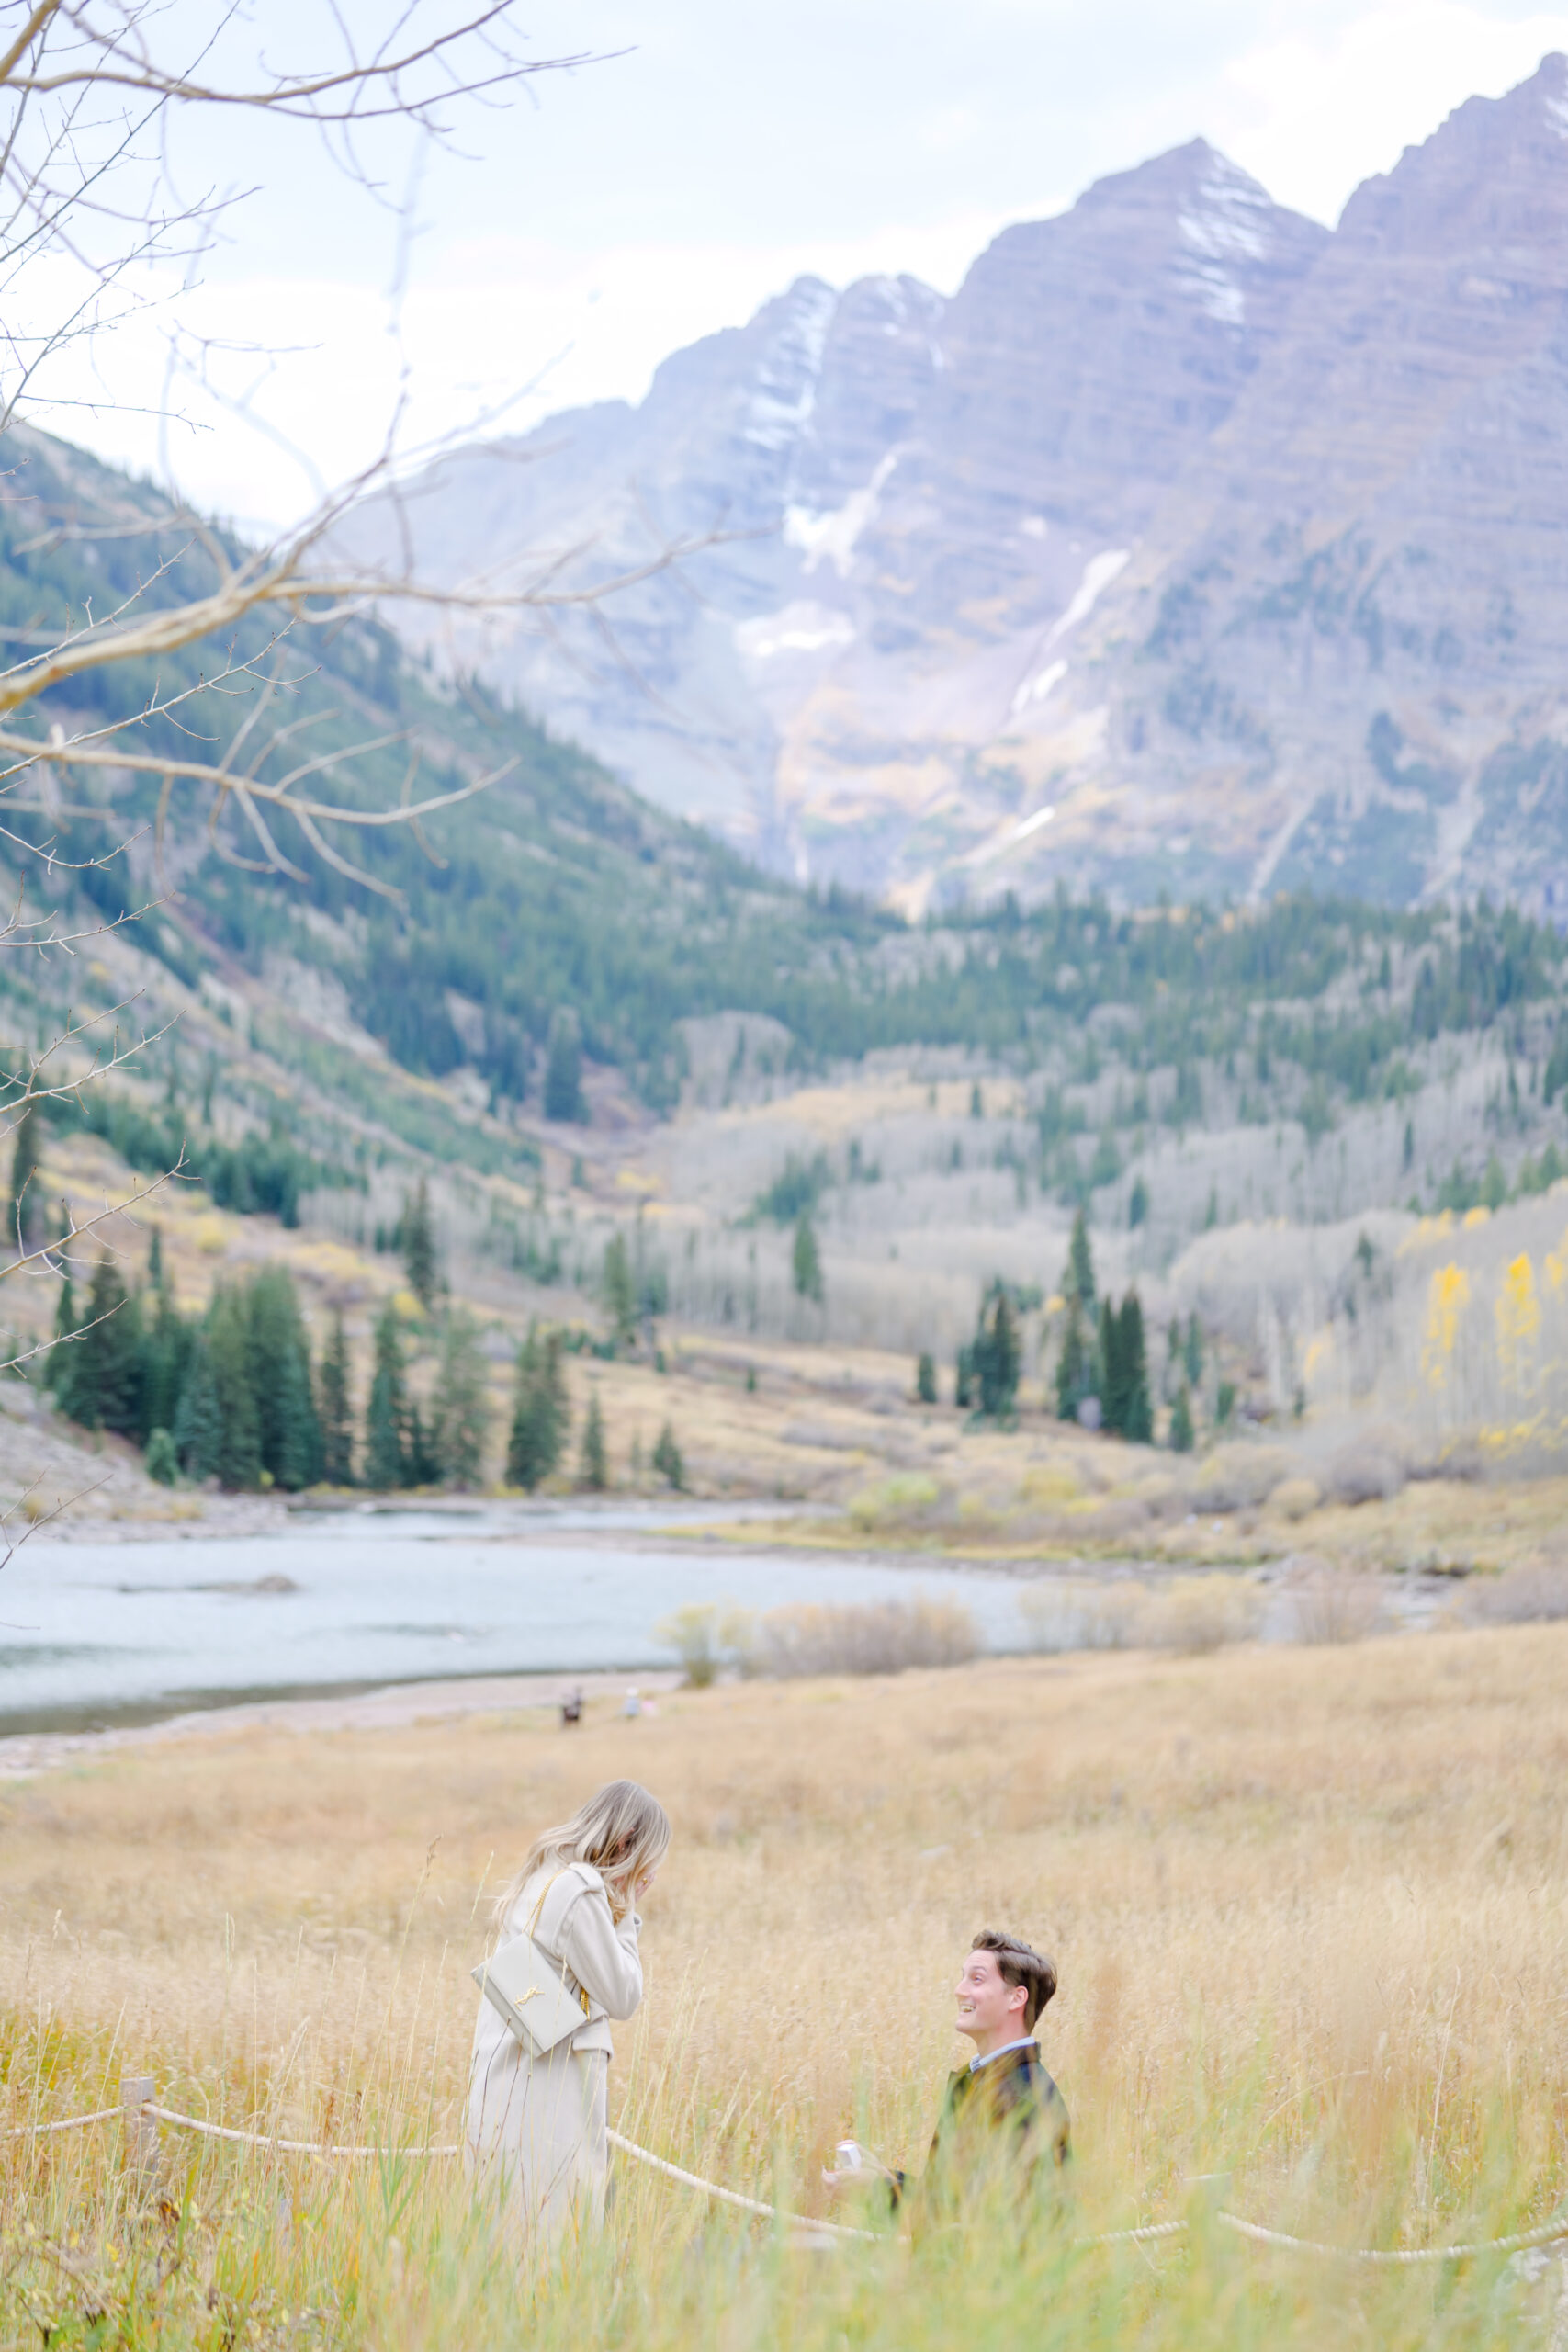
[971,1929,1058,2032]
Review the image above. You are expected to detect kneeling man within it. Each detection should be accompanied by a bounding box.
[829,1928,1069,2220]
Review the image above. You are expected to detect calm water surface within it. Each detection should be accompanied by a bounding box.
[0,1504,1035,1731]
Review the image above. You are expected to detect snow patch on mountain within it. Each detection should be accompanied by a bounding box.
[744,279,837,453]
[1176,154,1275,322]
[784,449,900,578]
[734,602,856,662]
[1044,549,1131,650]
[1010,657,1066,716]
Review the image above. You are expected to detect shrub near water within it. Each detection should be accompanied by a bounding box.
[743,1596,978,1676]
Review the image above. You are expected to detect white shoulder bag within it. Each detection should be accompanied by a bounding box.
[471,1870,592,2059]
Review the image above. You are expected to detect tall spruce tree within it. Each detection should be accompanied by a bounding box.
[366,1303,411,1490]
[433,1308,490,1487]
[247,1267,321,1490]
[1168,1383,1195,1453]
[579,1385,608,1490]
[60,1253,141,1434]
[274,1345,320,1491]
[972,1282,1021,1418]
[400,1180,438,1312]
[1054,1295,1096,1421]
[602,1233,636,1347]
[43,1267,77,1393]
[1099,1296,1124,1431]
[174,1333,222,1479]
[318,1312,355,1486]
[1120,1293,1153,1442]
[139,1274,193,1445]
[543,1010,585,1123]
[507,1325,567,1489]
[208,1287,262,1489]
[1065,1208,1096,1308]
[405,1401,440,1486]
[6,1097,42,1253]
[1183,1311,1203,1388]
[651,1421,683,1490]
[792,1213,824,1305]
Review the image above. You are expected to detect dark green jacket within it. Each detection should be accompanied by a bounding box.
[895,2041,1070,2220]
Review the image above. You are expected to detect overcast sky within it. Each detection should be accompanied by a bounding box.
[38,0,1568,530]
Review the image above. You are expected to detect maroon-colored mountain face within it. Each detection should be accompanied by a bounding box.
[339,57,1568,913]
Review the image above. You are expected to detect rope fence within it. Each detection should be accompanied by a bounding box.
[5,2083,1566,2266]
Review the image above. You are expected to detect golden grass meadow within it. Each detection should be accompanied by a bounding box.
[2,1623,1566,2349]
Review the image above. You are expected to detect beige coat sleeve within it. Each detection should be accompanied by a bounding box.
[558,1886,644,2021]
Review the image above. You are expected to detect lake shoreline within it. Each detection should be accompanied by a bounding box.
[0,1665,686,1777]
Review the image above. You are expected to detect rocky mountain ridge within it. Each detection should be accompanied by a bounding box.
[341,56,1568,913]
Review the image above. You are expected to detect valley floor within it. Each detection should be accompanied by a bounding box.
[1,1625,1564,2348]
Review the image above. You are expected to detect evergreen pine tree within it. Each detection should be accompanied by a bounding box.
[954,1342,976,1411]
[43,1268,77,1394]
[204,1288,261,1488]
[366,1303,410,1490]
[433,1308,490,1487]
[506,1322,542,1487]
[318,1313,355,1486]
[602,1233,636,1347]
[145,1426,177,1485]
[973,1283,1021,1418]
[247,1268,321,1490]
[1183,1311,1204,1388]
[174,1334,222,1479]
[1169,1383,1195,1453]
[6,1097,42,1253]
[401,1180,438,1311]
[544,1010,585,1123]
[792,1213,823,1305]
[274,1345,320,1491]
[580,1385,608,1490]
[139,1278,192,1445]
[1099,1296,1125,1432]
[545,1329,570,1458]
[148,1227,164,1287]
[507,1334,559,1490]
[1065,1208,1096,1308]
[61,1253,141,1434]
[651,1421,684,1490]
[1055,1297,1094,1420]
[1120,1292,1153,1443]
[405,1402,440,1486]
[915,1351,937,1405]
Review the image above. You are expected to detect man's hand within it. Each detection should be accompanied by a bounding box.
[821,2140,896,2194]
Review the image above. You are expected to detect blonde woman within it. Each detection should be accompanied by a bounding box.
[466,1779,670,2246]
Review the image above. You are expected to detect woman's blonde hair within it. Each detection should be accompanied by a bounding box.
[496,1779,670,1924]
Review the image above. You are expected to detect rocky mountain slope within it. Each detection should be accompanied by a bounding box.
[342,56,1568,914]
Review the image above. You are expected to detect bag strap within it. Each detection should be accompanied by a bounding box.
[525,1866,592,2018]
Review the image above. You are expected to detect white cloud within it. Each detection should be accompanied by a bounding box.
[1211,3,1568,223]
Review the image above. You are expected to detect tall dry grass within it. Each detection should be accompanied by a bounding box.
[3,1629,1566,2347]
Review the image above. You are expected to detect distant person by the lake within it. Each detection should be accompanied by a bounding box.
[466,1780,670,2247]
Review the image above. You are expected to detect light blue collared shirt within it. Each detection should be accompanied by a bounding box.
[968,2036,1037,2074]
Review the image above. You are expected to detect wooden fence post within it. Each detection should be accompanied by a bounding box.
[120,2074,159,2179]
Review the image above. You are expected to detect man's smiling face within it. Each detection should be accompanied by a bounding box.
[953,1947,1027,2051]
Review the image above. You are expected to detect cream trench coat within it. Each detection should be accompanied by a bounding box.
[465,1861,644,2247]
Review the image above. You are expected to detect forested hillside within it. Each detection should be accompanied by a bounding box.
[0,425,900,1119]
[4,422,1568,1211]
